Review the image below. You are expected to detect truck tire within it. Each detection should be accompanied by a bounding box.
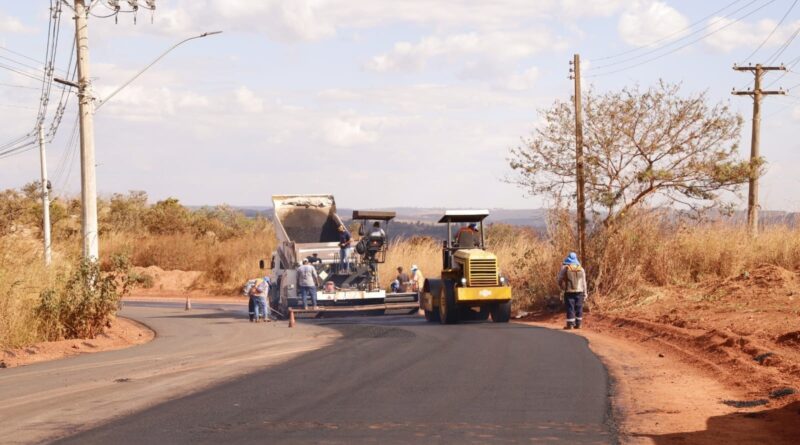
[490,301,511,323]
[438,280,459,324]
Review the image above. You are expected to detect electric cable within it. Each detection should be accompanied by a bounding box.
[587,0,778,78]
[743,0,798,62]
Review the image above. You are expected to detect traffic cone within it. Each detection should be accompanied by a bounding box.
[288,309,295,328]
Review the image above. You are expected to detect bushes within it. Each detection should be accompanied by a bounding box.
[36,256,132,341]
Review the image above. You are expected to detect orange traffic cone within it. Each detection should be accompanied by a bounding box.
[288,309,295,328]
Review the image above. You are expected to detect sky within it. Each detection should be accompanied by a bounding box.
[1,0,800,211]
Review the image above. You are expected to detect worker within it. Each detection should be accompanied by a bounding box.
[369,221,386,239]
[248,276,271,323]
[297,259,320,310]
[454,223,479,246]
[337,225,352,273]
[390,279,400,293]
[396,266,410,293]
[557,252,586,329]
[410,264,424,292]
[307,253,322,265]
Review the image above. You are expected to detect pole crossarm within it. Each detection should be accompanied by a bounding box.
[732,90,786,95]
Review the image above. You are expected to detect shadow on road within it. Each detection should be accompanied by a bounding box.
[640,401,800,445]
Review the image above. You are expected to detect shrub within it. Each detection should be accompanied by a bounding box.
[36,256,132,341]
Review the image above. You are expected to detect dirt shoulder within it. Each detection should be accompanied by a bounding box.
[1,317,154,369]
[518,309,799,444]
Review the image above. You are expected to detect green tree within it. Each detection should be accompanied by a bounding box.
[107,191,148,233]
[143,197,190,235]
[508,82,750,226]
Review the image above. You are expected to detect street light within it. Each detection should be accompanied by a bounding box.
[94,30,223,111]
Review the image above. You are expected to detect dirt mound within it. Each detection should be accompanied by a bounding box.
[132,266,202,292]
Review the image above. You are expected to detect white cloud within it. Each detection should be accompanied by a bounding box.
[705,18,800,53]
[618,1,689,47]
[366,30,561,77]
[0,13,35,34]
[110,0,625,42]
[499,67,540,91]
[320,115,382,147]
[234,86,264,113]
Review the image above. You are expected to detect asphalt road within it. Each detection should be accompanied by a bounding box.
[54,313,615,444]
[0,302,337,444]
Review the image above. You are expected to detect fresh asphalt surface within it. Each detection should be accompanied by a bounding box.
[53,306,615,445]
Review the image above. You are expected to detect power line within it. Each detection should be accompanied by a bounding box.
[592,0,749,63]
[0,45,46,66]
[587,0,778,78]
[0,62,44,81]
[743,0,798,62]
[0,81,41,90]
[590,0,766,71]
[765,25,800,64]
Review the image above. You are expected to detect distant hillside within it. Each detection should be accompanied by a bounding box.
[221,206,799,240]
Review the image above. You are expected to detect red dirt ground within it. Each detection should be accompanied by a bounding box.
[519,263,800,444]
[1,317,154,368]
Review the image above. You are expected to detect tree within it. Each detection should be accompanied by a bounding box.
[143,197,190,235]
[509,82,750,227]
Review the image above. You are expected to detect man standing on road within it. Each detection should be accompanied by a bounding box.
[297,259,320,310]
[557,252,586,330]
[249,276,271,323]
[338,225,352,273]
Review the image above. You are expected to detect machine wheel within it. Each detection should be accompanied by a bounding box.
[490,301,512,323]
[438,280,459,324]
[424,309,440,322]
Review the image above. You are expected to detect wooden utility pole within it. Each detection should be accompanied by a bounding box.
[38,124,52,266]
[570,54,587,263]
[732,63,785,236]
[74,0,99,260]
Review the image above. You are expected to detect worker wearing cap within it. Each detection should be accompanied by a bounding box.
[297,259,320,310]
[337,225,352,273]
[249,276,271,323]
[410,264,424,292]
[557,252,586,329]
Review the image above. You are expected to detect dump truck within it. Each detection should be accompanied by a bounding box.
[421,210,512,324]
[266,194,418,317]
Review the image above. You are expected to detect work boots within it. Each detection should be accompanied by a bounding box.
[563,321,575,330]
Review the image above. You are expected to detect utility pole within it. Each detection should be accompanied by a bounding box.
[570,54,587,263]
[74,0,99,260]
[732,63,785,236]
[38,124,52,266]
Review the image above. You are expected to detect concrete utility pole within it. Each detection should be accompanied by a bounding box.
[570,54,587,263]
[38,124,52,266]
[732,63,785,236]
[74,0,99,260]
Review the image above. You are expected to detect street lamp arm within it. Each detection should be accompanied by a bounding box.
[95,31,222,111]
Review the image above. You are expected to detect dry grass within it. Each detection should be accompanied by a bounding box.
[0,234,59,348]
[4,186,800,349]
[101,227,277,293]
[378,215,800,313]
